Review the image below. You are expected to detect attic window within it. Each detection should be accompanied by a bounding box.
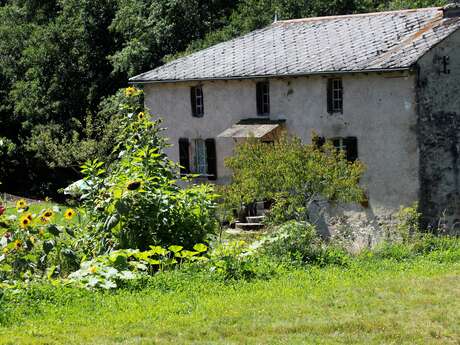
[191,86,204,117]
[256,81,270,116]
[327,78,343,113]
[332,137,358,162]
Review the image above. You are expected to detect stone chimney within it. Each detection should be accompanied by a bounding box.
[443,2,460,18]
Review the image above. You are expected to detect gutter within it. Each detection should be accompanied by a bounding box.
[128,67,413,84]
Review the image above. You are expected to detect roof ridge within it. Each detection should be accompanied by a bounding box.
[359,11,445,68]
[274,6,442,25]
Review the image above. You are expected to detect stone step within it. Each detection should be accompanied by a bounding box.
[246,215,265,223]
[235,222,264,231]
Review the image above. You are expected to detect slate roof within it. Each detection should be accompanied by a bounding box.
[130,7,460,83]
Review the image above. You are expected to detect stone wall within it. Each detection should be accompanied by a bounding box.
[416,28,460,231]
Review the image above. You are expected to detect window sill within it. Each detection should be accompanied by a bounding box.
[180,173,216,180]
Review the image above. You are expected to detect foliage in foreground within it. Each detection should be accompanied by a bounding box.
[1,234,459,345]
[0,87,219,283]
[80,87,218,254]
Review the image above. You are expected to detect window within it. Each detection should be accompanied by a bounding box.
[178,138,190,174]
[178,138,217,180]
[332,137,358,162]
[194,139,207,174]
[191,86,204,117]
[256,81,270,115]
[205,139,217,181]
[327,78,343,113]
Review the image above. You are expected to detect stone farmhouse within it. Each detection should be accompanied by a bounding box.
[131,5,460,230]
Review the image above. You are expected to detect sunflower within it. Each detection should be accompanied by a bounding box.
[14,239,22,249]
[16,199,27,210]
[138,112,145,120]
[41,209,54,221]
[126,180,142,191]
[26,213,33,221]
[19,215,31,228]
[124,86,137,97]
[64,208,76,220]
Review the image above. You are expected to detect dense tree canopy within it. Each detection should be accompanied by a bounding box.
[0,0,447,197]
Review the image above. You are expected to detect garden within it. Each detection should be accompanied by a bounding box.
[1,87,459,344]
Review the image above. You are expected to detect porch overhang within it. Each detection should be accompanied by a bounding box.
[217,118,286,140]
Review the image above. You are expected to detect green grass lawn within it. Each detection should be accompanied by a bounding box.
[1,257,459,345]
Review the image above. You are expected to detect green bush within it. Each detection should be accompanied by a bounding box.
[206,240,278,281]
[384,204,421,243]
[257,221,350,267]
[223,134,365,224]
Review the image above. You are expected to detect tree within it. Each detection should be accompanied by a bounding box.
[223,135,365,224]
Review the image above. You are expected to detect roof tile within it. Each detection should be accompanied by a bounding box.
[131,7,460,83]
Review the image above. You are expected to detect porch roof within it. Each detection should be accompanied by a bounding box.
[217,119,285,139]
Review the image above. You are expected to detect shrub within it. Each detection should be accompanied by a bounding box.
[384,203,421,243]
[256,221,350,267]
[80,87,218,254]
[223,134,365,224]
[206,240,278,281]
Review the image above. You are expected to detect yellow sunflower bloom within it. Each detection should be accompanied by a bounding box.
[19,215,31,228]
[16,199,27,210]
[124,86,137,97]
[138,112,145,120]
[41,209,54,220]
[14,239,22,249]
[64,208,76,220]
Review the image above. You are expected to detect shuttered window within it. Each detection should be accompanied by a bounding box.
[194,139,207,174]
[191,86,204,117]
[256,81,270,115]
[179,137,218,180]
[205,138,217,180]
[178,138,190,174]
[327,78,343,114]
[332,137,358,162]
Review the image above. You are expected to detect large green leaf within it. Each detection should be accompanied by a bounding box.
[193,243,208,253]
[43,240,55,254]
